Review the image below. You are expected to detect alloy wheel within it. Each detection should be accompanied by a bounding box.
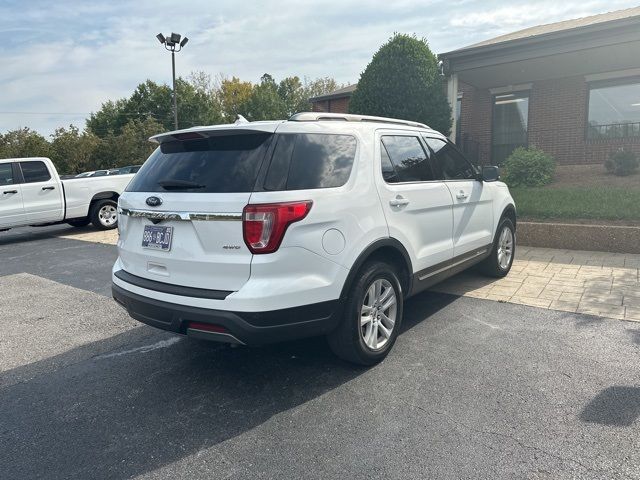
[360,278,397,350]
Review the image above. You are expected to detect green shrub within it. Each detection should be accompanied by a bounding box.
[501,147,555,187]
[605,149,639,176]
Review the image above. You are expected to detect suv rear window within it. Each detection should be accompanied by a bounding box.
[126,134,272,193]
[264,134,356,190]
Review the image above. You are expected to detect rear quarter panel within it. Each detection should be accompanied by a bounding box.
[247,125,390,272]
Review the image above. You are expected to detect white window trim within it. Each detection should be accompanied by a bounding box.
[585,68,640,83]
[489,83,533,95]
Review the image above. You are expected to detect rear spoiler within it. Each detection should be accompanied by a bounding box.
[149,122,283,144]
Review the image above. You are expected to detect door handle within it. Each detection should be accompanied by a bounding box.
[3,190,17,194]
[389,195,410,207]
[42,186,55,191]
[456,191,468,200]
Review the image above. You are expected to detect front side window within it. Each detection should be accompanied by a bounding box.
[20,161,51,183]
[264,134,356,191]
[424,137,476,180]
[0,163,14,186]
[380,136,434,183]
[588,80,640,139]
[492,92,529,165]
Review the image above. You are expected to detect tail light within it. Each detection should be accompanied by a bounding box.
[243,201,312,254]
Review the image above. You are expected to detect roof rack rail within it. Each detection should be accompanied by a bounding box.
[289,112,430,129]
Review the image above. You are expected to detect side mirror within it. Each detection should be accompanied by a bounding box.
[481,166,500,182]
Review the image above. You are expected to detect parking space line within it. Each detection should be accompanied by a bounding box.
[93,337,182,360]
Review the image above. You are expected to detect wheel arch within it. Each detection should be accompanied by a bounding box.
[340,238,413,301]
[89,191,119,210]
[500,204,517,231]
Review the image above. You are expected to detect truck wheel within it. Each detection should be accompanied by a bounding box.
[67,218,91,228]
[328,261,403,366]
[479,218,515,278]
[90,199,118,230]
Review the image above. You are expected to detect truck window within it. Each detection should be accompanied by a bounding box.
[0,163,14,186]
[20,161,52,183]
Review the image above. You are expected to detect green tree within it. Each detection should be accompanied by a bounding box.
[49,125,100,174]
[86,78,222,136]
[0,128,52,159]
[91,117,164,170]
[277,76,305,117]
[349,33,452,134]
[218,76,254,122]
[242,74,288,121]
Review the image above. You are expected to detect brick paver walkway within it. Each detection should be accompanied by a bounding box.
[57,229,640,322]
[432,246,640,322]
[60,228,119,245]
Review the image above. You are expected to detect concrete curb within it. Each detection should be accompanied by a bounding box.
[518,221,640,254]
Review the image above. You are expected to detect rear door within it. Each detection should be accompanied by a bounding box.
[423,137,494,257]
[375,132,454,273]
[117,131,274,291]
[19,160,64,224]
[0,162,26,228]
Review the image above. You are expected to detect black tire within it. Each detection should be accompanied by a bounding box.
[67,218,91,228]
[479,218,516,278]
[327,261,403,366]
[90,199,118,230]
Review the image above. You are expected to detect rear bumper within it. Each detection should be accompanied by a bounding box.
[112,283,343,345]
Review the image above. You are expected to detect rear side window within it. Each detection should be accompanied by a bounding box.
[424,137,477,180]
[0,163,14,186]
[126,134,272,193]
[380,136,434,183]
[20,161,51,183]
[264,134,356,190]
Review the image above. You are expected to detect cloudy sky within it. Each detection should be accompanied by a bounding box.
[0,0,637,135]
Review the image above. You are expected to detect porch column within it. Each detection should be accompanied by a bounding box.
[446,73,458,143]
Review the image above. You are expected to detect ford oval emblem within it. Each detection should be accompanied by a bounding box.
[146,196,162,207]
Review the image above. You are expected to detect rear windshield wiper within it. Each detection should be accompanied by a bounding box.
[157,179,206,190]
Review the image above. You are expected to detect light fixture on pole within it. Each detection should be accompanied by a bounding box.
[156,32,189,130]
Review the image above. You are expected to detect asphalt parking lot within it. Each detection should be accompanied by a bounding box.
[1,225,639,479]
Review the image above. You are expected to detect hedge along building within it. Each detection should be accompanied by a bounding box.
[309,7,640,166]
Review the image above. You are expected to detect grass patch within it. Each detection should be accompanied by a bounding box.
[511,186,640,221]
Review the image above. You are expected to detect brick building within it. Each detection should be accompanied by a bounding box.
[309,84,356,114]
[309,7,640,166]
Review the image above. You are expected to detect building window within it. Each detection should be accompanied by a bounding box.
[491,92,529,165]
[587,80,640,139]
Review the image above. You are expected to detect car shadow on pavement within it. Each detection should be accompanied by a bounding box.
[0,292,456,480]
[579,386,640,427]
[0,224,81,246]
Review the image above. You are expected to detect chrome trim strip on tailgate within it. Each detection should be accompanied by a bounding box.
[119,208,241,221]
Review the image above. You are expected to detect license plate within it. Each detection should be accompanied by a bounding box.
[142,225,173,251]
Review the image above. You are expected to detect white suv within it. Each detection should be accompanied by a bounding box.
[112,113,516,365]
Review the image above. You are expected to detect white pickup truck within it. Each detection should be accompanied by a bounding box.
[0,157,134,231]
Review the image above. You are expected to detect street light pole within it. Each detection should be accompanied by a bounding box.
[156,32,189,130]
[171,49,177,130]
